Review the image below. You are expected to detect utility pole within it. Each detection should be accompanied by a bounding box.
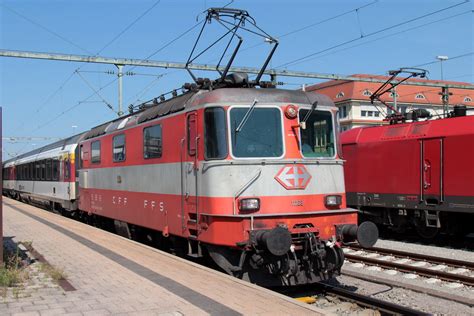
[392,85,397,112]
[439,87,452,117]
[1,108,3,265]
[116,64,124,116]
[437,55,449,80]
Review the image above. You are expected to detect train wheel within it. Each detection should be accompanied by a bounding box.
[414,212,440,239]
[415,224,439,239]
[325,245,345,273]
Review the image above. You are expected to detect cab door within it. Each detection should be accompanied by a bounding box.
[181,112,200,238]
[421,138,443,205]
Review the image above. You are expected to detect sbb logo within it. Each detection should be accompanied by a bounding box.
[275,165,312,190]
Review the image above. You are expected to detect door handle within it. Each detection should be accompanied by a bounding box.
[423,160,431,189]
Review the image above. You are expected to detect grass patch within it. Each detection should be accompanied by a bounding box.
[21,241,33,250]
[39,263,67,282]
[0,247,28,287]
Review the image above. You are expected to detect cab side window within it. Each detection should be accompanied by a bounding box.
[113,134,126,162]
[144,125,162,159]
[91,140,101,164]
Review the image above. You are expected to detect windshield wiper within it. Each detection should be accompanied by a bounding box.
[235,98,258,132]
[300,101,318,130]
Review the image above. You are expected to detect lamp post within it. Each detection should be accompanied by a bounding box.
[436,55,448,80]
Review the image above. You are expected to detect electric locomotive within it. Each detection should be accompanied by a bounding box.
[342,110,474,239]
[3,7,378,287]
[3,75,378,286]
[76,77,377,286]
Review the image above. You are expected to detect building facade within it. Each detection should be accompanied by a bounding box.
[306,74,474,131]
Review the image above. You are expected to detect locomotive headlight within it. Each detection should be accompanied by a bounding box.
[325,195,342,207]
[239,198,260,212]
[285,104,298,119]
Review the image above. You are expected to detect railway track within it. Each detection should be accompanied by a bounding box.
[282,283,426,315]
[343,245,474,287]
[315,282,426,315]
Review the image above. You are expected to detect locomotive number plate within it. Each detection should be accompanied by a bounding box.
[291,200,304,206]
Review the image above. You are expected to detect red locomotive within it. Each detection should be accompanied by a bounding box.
[4,80,378,286]
[341,109,474,238]
[3,8,378,286]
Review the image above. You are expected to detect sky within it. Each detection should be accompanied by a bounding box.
[0,0,473,160]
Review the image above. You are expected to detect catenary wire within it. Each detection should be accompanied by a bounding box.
[298,11,473,71]
[95,0,161,56]
[20,1,163,137]
[0,4,93,54]
[203,1,378,65]
[277,1,470,68]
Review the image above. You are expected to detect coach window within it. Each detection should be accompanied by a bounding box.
[35,162,40,181]
[46,159,52,181]
[204,107,227,159]
[41,160,46,180]
[64,159,71,181]
[52,159,59,181]
[113,134,126,162]
[144,125,162,159]
[91,140,101,164]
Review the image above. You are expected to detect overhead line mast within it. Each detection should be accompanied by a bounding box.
[1,49,473,90]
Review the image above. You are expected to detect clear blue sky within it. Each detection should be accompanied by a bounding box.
[1,0,472,160]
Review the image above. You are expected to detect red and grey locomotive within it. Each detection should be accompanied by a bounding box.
[3,7,378,286]
[4,80,378,286]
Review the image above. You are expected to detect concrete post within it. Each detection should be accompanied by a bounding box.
[1,108,3,265]
[116,64,124,116]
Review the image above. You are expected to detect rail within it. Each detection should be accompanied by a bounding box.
[344,245,474,287]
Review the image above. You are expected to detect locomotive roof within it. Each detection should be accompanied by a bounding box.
[5,87,334,165]
[341,115,474,144]
[187,87,335,108]
[83,87,335,139]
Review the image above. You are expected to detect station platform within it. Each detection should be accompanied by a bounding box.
[1,198,323,315]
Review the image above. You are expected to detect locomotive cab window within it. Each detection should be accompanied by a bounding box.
[204,107,227,160]
[230,107,283,158]
[113,134,126,162]
[91,140,101,164]
[143,125,162,159]
[299,109,335,158]
[187,114,197,156]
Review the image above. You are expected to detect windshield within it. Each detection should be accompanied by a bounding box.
[230,107,283,158]
[299,109,335,158]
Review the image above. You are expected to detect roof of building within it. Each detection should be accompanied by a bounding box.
[306,74,474,106]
